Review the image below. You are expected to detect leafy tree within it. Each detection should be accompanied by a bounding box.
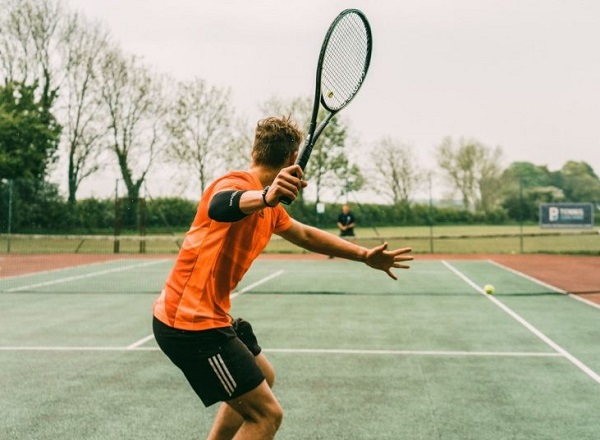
[339,163,364,201]
[500,161,562,221]
[502,162,553,187]
[305,112,353,203]
[436,136,504,212]
[260,96,358,202]
[500,161,600,221]
[0,81,61,180]
[560,161,600,202]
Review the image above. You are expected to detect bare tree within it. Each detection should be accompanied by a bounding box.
[370,137,421,205]
[436,136,504,211]
[59,14,110,203]
[0,0,66,110]
[100,46,166,201]
[165,78,240,194]
[223,116,252,172]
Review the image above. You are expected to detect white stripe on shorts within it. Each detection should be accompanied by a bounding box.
[208,354,237,396]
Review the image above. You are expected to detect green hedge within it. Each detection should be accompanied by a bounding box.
[286,201,509,228]
[4,179,595,234]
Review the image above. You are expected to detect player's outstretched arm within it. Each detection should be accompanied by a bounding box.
[278,221,413,279]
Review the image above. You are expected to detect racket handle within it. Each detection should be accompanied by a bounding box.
[279,170,297,205]
[280,196,293,205]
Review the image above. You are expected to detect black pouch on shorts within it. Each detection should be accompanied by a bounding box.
[231,317,262,356]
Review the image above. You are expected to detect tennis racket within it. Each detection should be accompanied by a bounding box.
[280,8,373,205]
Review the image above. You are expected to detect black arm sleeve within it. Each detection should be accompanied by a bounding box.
[208,190,248,222]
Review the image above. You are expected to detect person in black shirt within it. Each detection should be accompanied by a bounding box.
[337,204,356,240]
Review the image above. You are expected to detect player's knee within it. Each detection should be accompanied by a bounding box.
[266,401,283,431]
[243,400,283,435]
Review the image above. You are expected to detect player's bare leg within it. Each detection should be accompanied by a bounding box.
[208,380,282,440]
[207,354,276,440]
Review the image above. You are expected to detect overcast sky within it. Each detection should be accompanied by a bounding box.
[65,0,600,199]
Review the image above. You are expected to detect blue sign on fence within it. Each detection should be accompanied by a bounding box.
[539,203,594,228]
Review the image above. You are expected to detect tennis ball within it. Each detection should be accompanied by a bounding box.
[484,284,495,295]
[327,91,334,98]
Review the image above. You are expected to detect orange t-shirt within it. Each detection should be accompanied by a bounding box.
[153,171,293,331]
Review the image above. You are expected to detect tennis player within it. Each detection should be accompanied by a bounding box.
[153,115,413,440]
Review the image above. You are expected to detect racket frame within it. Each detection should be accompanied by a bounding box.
[281,8,372,204]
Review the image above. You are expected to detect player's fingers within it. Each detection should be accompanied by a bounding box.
[385,269,398,280]
[275,177,301,195]
[392,262,411,269]
[372,241,388,254]
[280,171,305,191]
[389,247,412,256]
[286,164,304,179]
[278,187,299,201]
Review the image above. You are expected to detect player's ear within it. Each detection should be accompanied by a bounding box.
[288,150,298,166]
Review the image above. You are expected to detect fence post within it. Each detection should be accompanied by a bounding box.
[519,177,524,253]
[113,179,121,254]
[428,175,434,254]
[6,179,13,253]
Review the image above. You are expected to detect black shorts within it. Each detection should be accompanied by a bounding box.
[153,316,264,407]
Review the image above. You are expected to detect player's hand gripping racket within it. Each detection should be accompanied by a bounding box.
[280,9,373,205]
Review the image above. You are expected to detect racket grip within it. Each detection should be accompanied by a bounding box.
[280,196,293,205]
[278,167,303,205]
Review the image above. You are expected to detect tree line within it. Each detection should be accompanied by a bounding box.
[1,0,599,233]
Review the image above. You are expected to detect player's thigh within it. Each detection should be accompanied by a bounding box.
[255,352,275,387]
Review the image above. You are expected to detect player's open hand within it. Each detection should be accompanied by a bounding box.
[269,164,308,205]
[365,242,413,280]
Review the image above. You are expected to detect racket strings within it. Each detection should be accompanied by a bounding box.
[321,13,370,111]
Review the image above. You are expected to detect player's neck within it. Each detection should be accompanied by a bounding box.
[248,164,279,187]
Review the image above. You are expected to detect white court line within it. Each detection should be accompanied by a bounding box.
[0,346,560,357]
[125,334,155,349]
[230,269,284,299]
[488,259,600,311]
[0,260,134,282]
[442,260,600,385]
[4,259,169,292]
[0,346,147,351]
[263,348,561,357]
[126,269,285,349]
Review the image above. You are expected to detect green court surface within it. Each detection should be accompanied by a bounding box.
[1,257,599,439]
